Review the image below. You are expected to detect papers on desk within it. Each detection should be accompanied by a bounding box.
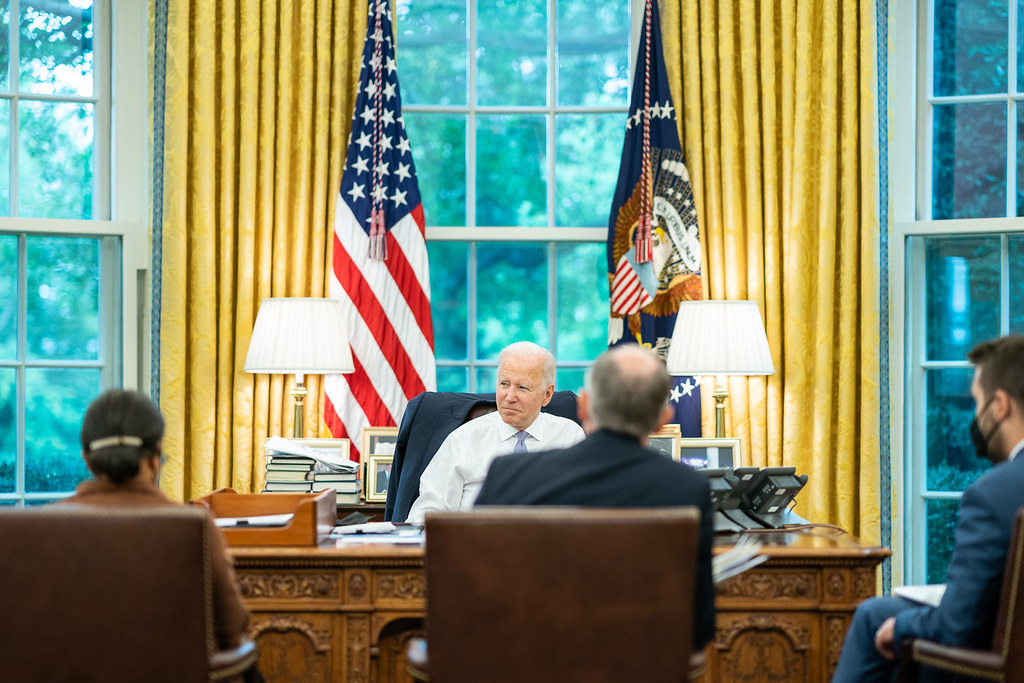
[265,436,359,472]
[333,523,424,547]
[713,534,768,584]
[214,513,294,528]
[893,583,946,607]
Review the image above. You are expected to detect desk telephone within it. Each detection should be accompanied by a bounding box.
[699,466,809,532]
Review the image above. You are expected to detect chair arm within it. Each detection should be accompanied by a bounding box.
[909,639,1004,680]
[209,638,259,681]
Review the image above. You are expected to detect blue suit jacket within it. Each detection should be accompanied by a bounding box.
[474,429,716,651]
[894,453,1024,648]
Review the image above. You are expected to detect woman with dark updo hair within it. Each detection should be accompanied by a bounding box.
[61,389,250,650]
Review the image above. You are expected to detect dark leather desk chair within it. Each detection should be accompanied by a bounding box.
[417,507,699,683]
[898,507,1024,682]
[385,390,580,522]
[0,506,257,683]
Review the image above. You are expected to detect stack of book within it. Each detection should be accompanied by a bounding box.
[263,454,317,493]
[309,465,361,504]
[261,437,362,504]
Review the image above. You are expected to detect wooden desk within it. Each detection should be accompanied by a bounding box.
[232,527,888,683]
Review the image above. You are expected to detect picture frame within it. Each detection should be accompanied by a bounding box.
[365,454,394,503]
[360,427,399,502]
[678,437,742,470]
[648,424,682,461]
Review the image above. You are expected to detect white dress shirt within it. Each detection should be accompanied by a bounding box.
[405,410,585,523]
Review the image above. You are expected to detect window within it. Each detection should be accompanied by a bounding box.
[0,232,121,505]
[898,0,1024,582]
[396,0,629,389]
[0,1,146,505]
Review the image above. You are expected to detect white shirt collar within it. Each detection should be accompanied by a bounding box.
[1008,438,1024,462]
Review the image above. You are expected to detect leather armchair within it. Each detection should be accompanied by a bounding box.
[385,390,580,522]
[898,507,1024,682]
[0,506,258,682]
[418,507,700,683]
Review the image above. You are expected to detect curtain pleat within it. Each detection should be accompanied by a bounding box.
[662,0,881,537]
[157,0,364,501]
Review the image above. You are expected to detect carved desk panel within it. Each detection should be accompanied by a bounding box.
[231,545,425,683]
[232,528,887,683]
[696,529,890,683]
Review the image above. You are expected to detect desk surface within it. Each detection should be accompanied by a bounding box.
[231,526,889,683]
[231,525,887,562]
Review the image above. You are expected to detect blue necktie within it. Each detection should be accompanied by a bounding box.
[513,430,529,454]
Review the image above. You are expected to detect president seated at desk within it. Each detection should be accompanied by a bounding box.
[404,341,584,523]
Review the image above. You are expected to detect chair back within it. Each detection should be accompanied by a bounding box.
[993,507,1024,678]
[386,390,579,521]
[425,507,698,683]
[0,506,216,683]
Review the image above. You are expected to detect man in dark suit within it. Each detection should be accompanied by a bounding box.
[833,335,1024,682]
[474,344,715,652]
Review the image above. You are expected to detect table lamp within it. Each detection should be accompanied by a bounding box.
[665,300,774,438]
[244,297,355,437]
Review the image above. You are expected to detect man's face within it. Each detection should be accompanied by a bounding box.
[496,354,554,430]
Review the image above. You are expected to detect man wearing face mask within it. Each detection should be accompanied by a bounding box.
[833,335,1024,682]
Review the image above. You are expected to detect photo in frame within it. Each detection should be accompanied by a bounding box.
[648,424,682,461]
[678,437,742,470]
[360,427,399,503]
[366,454,394,503]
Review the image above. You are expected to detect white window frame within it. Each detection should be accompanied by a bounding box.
[0,0,150,504]
[891,1,1024,585]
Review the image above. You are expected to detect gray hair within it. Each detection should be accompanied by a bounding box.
[497,341,556,388]
[585,345,671,438]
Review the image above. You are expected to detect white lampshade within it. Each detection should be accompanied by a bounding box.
[243,298,355,377]
[666,300,774,376]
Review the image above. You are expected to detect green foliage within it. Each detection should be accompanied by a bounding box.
[18,101,94,219]
[404,113,466,227]
[925,464,984,584]
[924,236,1000,359]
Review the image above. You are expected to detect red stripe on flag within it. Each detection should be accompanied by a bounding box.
[383,218,434,348]
[344,352,396,429]
[322,394,359,462]
[332,233,427,400]
[612,277,641,310]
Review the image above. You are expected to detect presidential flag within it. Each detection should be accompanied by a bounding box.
[324,0,435,461]
[607,0,702,436]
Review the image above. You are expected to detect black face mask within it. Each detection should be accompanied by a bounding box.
[970,397,1003,462]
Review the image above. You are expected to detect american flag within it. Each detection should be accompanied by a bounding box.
[324,0,435,461]
[606,0,702,436]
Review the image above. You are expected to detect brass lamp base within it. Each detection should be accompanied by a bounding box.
[291,382,308,438]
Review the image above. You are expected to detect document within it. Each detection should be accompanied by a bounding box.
[335,527,424,547]
[214,513,294,528]
[265,436,359,472]
[713,534,768,584]
[330,521,398,536]
[893,583,946,607]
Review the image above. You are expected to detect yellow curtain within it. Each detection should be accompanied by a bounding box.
[661,0,881,538]
[155,0,365,501]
